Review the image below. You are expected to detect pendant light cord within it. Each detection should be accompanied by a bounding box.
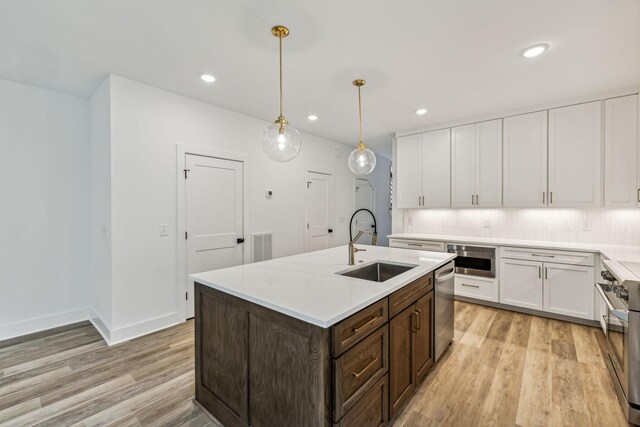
[358,86,363,145]
[279,36,283,118]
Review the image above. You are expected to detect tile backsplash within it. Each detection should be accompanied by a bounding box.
[403,208,640,246]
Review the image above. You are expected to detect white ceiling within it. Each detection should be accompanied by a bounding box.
[1,0,639,158]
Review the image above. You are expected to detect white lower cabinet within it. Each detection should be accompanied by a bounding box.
[499,259,543,310]
[500,256,595,320]
[543,263,595,320]
[454,275,498,302]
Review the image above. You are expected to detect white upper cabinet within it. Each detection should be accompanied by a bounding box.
[451,120,502,207]
[503,111,548,207]
[548,101,602,207]
[421,129,451,208]
[451,124,476,207]
[476,120,502,207]
[604,95,638,207]
[396,134,422,208]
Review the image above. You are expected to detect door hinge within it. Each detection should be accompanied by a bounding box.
[185,231,188,240]
[184,169,190,179]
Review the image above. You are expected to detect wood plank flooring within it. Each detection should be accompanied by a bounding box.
[0,301,627,426]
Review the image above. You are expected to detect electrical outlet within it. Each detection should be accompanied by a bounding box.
[265,189,273,199]
[159,224,169,236]
[408,216,414,226]
[483,219,491,229]
[583,220,591,231]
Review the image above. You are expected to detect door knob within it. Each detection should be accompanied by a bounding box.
[237,238,245,244]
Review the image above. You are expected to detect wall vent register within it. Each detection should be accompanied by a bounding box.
[252,232,273,262]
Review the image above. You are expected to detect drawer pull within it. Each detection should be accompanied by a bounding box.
[408,243,423,247]
[352,316,380,334]
[532,253,555,258]
[352,357,379,378]
[461,283,480,288]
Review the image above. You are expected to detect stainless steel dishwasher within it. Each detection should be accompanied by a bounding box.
[434,262,455,361]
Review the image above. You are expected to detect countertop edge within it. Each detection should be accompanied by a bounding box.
[193,254,455,328]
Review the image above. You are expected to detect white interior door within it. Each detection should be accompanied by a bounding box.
[185,154,243,318]
[304,171,334,252]
[353,178,375,239]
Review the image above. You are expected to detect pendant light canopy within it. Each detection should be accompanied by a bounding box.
[262,25,301,162]
[348,79,376,175]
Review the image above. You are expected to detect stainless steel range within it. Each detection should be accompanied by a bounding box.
[596,260,640,425]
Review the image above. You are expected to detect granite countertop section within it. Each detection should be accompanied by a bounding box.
[388,232,640,278]
[191,245,456,328]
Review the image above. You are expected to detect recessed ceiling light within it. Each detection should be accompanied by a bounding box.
[520,44,549,58]
[200,73,216,83]
[307,114,318,121]
[415,108,428,115]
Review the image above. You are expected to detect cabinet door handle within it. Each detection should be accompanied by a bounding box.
[471,194,474,205]
[351,316,380,334]
[637,189,639,203]
[538,266,541,278]
[422,196,425,205]
[416,309,422,331]
[545,267,548,279]
[550,192,553,204]
[352,357,379,378]
[476,194,479,205]
[461,283,480,288]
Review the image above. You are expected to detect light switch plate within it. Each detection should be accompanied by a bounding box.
[483,219,491,229]
[159,224,169,236]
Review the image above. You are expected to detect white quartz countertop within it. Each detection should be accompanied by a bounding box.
[191,245,456,328]
[388,233,640,265]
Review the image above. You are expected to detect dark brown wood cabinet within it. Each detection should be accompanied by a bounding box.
[195,271,436,427]
[389,290,434,417]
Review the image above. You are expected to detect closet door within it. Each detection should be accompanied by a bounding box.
[548,101,602,207]
[476,119,503,207]
[503,111,548,207]
[451,124,476,208]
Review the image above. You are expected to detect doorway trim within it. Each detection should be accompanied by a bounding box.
[176,144,251,321]
[303,165,336,252]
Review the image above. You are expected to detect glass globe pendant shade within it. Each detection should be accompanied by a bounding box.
[348,145,376,175]
[262,121,301,162]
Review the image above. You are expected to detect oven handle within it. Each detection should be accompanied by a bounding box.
[595,283,615,311]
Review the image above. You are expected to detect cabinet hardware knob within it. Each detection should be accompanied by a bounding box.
[352,357,378,378]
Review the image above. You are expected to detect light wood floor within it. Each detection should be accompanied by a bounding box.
[0,301,627,426]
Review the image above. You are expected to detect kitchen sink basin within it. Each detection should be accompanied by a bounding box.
[338,261,417,283]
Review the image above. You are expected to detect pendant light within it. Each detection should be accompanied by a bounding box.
[348,79,376,175]
[262,25,301,162]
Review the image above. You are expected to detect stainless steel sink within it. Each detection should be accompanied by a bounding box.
[338,262,417,283]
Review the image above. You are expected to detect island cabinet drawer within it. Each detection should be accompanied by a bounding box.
[333,299,388,356]
[333,325,388,422]
[501,247,595,267]
[334,374,388,427]
[389,239,445,252]
[388,273,433,318]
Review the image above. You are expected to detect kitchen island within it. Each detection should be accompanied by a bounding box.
[191,245,455,427]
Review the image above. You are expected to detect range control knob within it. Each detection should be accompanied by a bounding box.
[601,270,615,282]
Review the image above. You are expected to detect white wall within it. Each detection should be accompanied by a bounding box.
[360,155,392,247]
[403,208,640,246]
[101,75,392,342]
[0,78,90,340]
[89,77,113,338]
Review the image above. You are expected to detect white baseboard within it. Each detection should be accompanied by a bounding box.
[89,308,112,345]
[0,307,185,347]
[0,308,90,342]
[108,312,183,346]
